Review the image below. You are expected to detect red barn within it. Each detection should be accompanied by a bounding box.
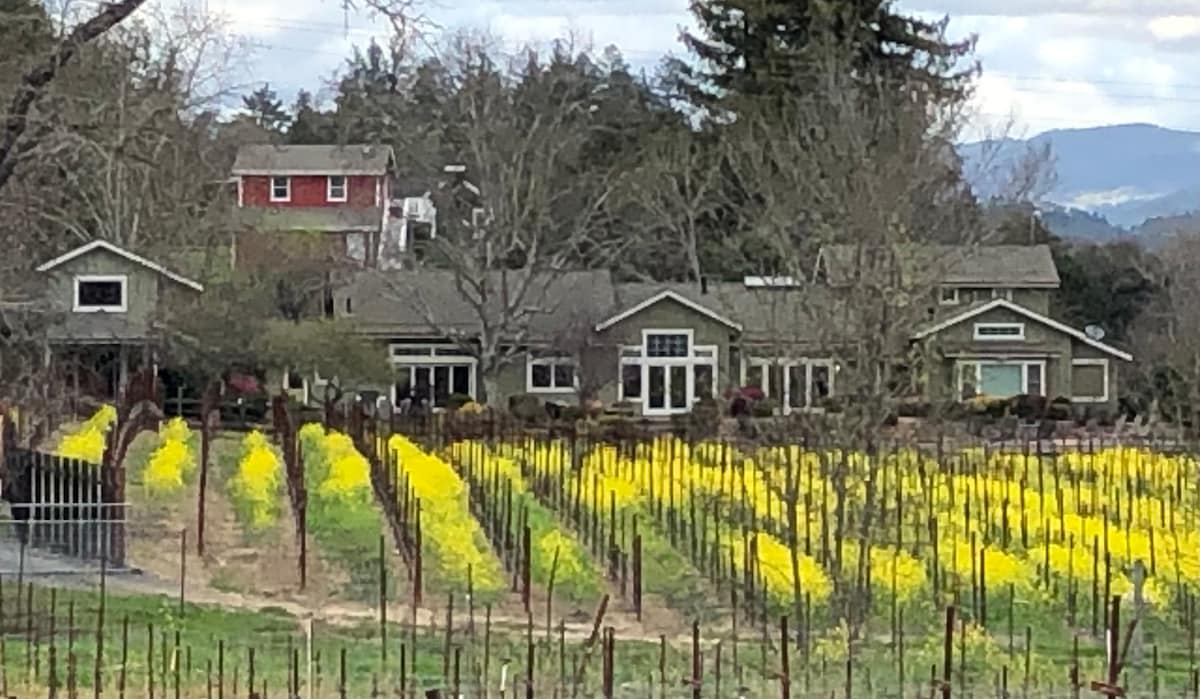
[231,144,397,268]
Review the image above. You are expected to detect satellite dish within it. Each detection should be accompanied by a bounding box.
[1085,325,1106,341]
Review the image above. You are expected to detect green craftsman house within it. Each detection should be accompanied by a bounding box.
[324,244,1131,417]
[32,240,205,400]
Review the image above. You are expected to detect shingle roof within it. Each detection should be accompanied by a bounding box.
[818,244,1060,288]
[235,206,383,232]
[231,144,394,175]
[612,281,843,345]
[340,269,618,340]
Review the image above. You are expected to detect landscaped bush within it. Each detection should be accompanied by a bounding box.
[56,404,117,463]
[143,418,195,497]
[509,394,544,423]
[1010,394,1049,419]
[447,392,474,411]
[227,431,281,534]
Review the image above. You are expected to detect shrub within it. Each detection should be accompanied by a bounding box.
[1010,394,1049,419]
[557,405,585,423]
[1047,397,1073,421]
[447,392,473,411]
[751,398,777,419]
[509,394,544,423]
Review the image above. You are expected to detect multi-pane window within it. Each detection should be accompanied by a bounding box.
[327,175,347,202]
[270,176,290,202]
[646,333,689,357]
[528,356,576,392]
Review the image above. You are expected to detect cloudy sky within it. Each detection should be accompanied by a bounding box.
[208,0,1200,139]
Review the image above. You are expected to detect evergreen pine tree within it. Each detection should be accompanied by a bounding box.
[680,0,975,108]
[286,90,335,145]
[241,83,291,133]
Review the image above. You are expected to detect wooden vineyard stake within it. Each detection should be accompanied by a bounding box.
[780,616,790,699]
[939,606,953,699]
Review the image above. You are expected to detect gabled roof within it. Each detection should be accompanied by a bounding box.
[36,240,204,292]
[595,289,743,332]
[912,298,1132,361]
[232,144,395,175]
[817,244,1060,288]
[612,282,844,344]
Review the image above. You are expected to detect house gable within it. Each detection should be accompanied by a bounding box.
[913,299,1132,361]
[595,290,742,333]
[37,240,203,291]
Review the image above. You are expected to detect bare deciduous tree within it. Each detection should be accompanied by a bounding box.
[378,40,622,404]
[0,0,149,193]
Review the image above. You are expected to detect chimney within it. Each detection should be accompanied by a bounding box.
[700,276,708,295]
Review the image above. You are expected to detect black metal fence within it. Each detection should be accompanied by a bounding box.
[0,447,126,566]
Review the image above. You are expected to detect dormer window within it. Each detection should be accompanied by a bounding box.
[270,176,290,202]
[327,176,347,202]
[74,275,126,313]
[939,287,959,305]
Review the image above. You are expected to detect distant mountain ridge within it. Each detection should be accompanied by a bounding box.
[961,123,1200,242]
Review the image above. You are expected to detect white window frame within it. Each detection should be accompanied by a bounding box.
[327,175,348,202]
[743,357,836,414]
[387,344,478,408]
[1071,358,1110,403]
[782,359,836,414]
[974,323,1025,341]
[939,287,959,306]
[618,330,717,415]
[73,275,127,313]
[526,354,578,394]
[270,176,291,202]
[957,359,1047,398]
[991,288,1014,301]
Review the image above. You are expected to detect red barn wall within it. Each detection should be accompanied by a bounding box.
[241,175,381,208]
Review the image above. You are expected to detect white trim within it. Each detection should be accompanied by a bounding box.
[232,169,387,176]
[956,359,1047,398]
[742,357,836,415]
[327,175,348,202]
[237,176,244,207]
[1071,358,1110,403]
[939,286,959,306]
[913,298,1133,362]
[73,275,127,313]
[974,322,1025,341]
[617,345,645,403]
[595,290,743,332]
[38,240,203,291]
[525,354,578,394]
[270,176,291,202]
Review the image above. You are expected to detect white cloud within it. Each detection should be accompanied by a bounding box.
[1146,15,1200,41]
[1035,37,1092,69]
